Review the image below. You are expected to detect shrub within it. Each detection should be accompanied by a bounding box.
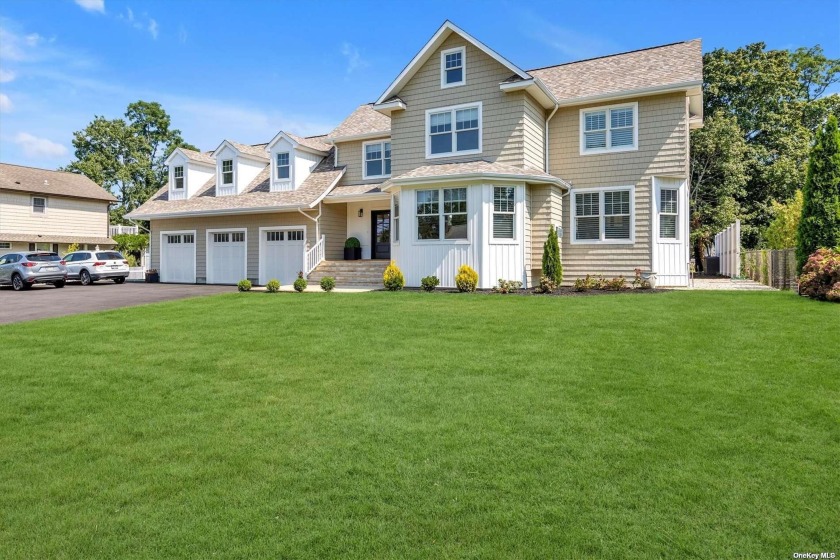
[237,279,252,292]
[126,254,139,268]
[573,275,596,292]
[798,248,840,301]
[66,242,79,254]
[542,225,563,286]
[534,275,557,294]
[493,279,523,294]
[632,268,651,289]
[420,275,439,292]
[293,272,307,293]
[383,261,405,291]
[266,279,281,293]
[320,276,336,292]
[593,275,608,290]
[604,276,627,291]
[455,265,479,292]
[344,237,361,249]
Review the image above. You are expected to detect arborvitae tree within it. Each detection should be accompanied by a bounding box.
[796,114,840,270]
[542,225,562,285]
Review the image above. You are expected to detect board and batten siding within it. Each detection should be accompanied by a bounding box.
[0,189,109,237]
[150,206,346,283]
[547,93,688,282]
[334,138,391,186]
[389,32,538,175]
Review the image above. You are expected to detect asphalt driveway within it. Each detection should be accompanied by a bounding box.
[0,282,232,325]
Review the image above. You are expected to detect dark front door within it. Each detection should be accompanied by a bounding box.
[371,210,391,259]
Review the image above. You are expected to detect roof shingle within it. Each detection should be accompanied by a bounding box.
[0,163,117,202]
[328,104,391,140]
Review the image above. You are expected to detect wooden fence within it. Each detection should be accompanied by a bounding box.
[741,248,797,289]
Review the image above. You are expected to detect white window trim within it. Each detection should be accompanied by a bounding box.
[219,158,236,194]
[258,225,308,284]
[362,139,392,180]
[206,228,247,284]
[654,178,684,244]
[489,185,520,245]
[412,187,470,245]
[570,185,636,245]
[274,151,292,183]
[425,101,483,160]
[440,46,466,89]
[0,242,11,250]
[579,102,639,156]
[172,165,186,190]
[392,193,400,246]
[32,196,47,214]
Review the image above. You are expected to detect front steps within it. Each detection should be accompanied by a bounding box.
[308,260,388,288]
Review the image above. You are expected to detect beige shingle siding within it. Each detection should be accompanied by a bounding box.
[527,185,563,285]
[522,94,546,170]
[150,206,347,282]
[335,138,389,186]
[0,189,110,238]
[390,33,531,175]
[545,92,687,282]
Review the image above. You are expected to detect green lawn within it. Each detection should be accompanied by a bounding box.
[1,290,838,559]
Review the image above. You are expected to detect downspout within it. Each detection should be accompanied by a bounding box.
[298,203,322,241]
[544,103,559,174]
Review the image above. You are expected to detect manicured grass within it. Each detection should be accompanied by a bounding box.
[1,290,838,558]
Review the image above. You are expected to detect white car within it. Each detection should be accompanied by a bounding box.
[63,250,130,285]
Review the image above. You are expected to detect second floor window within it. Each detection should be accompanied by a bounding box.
[173,166,184,189]
[276,153,290,180]
[221,160,233,185]
[364,141,391,179]
[32,196,46,213]
[427,103,482,158]
[580,103,638,154]
[441,47,465,87]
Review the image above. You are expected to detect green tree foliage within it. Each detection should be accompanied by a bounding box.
[695,43,840,248]
[65,101,196,223]
[796,115,840,270]
[764,190,803,249]
[541,225,562,285]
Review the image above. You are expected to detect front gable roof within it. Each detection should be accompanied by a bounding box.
[212,140,270,162]
[265,131,330,154]
[164,147,216,167]
[374,20,531,106]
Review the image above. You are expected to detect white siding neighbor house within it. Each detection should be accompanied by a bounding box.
[128,21,702,288]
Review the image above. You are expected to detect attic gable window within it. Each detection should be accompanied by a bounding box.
[441,46,465,88]
[221,160,234,185]
[580,102,638,155]
[173,166,184,189]
[276,153,290,180]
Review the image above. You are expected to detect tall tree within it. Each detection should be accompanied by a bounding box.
[796,114,840,270]
[696,43,840,247]
[65,101,196,223]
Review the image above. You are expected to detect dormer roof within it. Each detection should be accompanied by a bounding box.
[165,147,216,166]
[265,131,331,154]
[213,140,270,162]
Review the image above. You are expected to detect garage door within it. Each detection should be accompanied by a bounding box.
[260,229,305,285]
[207,230,247,285]
[160,232,196,283]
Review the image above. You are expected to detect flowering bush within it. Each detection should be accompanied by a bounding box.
[603,276,627,291]
[383,261,405,291]
[632,268,651,289]
[455,265,478,292]
[493,279,523,294]
[798,248,840,302]
[534,276,557,294]
[573,275,597,292]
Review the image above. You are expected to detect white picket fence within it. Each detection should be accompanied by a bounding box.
[712,220,741,277]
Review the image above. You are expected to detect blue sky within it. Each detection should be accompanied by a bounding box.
[1,0,838,169]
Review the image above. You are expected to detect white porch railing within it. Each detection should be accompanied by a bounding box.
[110,224,139,235]
[304,235,325,276]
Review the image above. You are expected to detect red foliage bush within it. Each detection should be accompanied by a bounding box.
[798,248,840,302]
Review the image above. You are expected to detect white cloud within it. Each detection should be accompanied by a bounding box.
[340,42,368,74]
[13,132,68,157]
[74,0,105,14]
[0,69,15,83]
[0,93,12,112]
[148,19,158,40]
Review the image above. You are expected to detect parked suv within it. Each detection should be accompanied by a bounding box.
[0,252,67,290]
[63,250,130,285]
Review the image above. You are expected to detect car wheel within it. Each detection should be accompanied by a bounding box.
[80,270,92,286]
[114,277,125,284]
[53,280,66,288]
[11,274,26,291]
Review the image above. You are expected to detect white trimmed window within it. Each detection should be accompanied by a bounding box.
[221,160,234,185]
[363,141,391,179]
[416,187,468,241]
[441,46,465,88]
[276,153,290,180]
[659,188,678,239]
[0,242,11,249]
[393,194,400,243]
[580,103,638,154]
[267,231,283,241]
[173,166,184,189]
[573,187,634,243]
[493,186,516,239]
[32,196,46,214]
[426,102,481,158]
[287,230,304,241]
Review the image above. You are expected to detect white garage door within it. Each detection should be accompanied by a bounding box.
[207,230,247,285]
[260,228,305,285]
[160,232,196,283]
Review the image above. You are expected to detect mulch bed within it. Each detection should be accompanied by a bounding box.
[401,287,671,297]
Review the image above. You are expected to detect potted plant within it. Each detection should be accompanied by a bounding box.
[344,237,362,260]
[145,268,159,283]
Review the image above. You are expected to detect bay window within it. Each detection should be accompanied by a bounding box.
[363,141,391,179]
[416,187,468,241]
[492,186,516,239]
[573,187,634,243]
[426,102,482,158]
[580,102,638,154]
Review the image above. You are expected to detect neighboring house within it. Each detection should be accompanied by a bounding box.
[128,21,702,288]
[0,163,117,255]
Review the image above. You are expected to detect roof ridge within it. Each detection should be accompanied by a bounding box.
[0,162,72,173]
[527,39,699,73]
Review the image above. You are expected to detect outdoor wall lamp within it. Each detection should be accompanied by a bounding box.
[358,209,364,217]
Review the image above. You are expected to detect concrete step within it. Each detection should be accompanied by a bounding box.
[308,260,389,287]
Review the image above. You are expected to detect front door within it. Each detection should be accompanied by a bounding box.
[371,210,391,260]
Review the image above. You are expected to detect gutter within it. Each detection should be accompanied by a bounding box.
[298,203,322,240]
[553,80,703,108]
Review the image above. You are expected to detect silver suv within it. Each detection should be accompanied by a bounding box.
[63,250,130,285]
[0,252,67,290]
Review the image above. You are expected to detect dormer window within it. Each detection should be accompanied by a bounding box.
[173,166,184,189]
[221,160,234,185]
[441,46,465,88]
[363,141,391,179]
[276,153,290,180]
